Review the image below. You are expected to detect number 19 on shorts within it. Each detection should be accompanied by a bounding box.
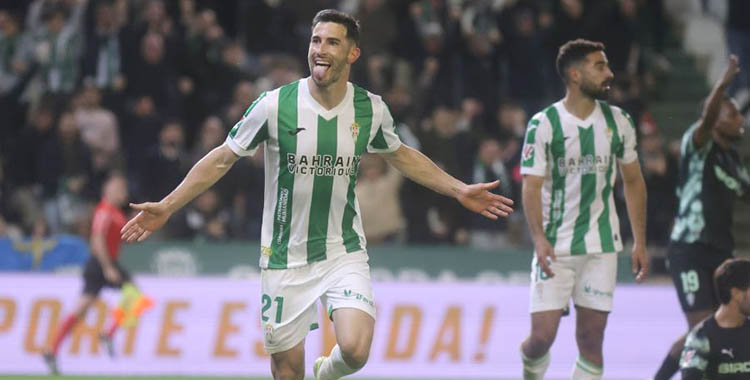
[681,270,700,294]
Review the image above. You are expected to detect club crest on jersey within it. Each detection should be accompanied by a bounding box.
[350,122,360,140]
[605,125,614,141]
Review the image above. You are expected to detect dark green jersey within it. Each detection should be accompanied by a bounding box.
[681,316,750,380]
[670,124,750,252]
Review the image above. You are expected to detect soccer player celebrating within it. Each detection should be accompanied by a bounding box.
[120,9,514,380]
[518,39,648,380]
[43,173,153,374]
[653,55,749,380]
[680,258,750,380]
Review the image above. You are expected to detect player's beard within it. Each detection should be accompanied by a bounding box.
[580,77,611,100]
[309,56,345,88]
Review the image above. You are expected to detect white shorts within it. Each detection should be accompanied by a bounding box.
[529,252,617,313]
[260,251,376,354]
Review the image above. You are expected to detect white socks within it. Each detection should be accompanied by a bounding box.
[316,345,359,380]
[522,349,551,380]
[571,354,603,380]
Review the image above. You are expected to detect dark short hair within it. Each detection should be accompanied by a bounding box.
[714,258,750,304]
[556,39,606,82]
[311,9,360,46]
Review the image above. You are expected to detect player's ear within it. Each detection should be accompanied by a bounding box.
[730,287,742,302]
[348,44,360,64]
[568,65,581,85]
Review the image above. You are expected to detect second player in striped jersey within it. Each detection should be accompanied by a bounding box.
[519,39,648,380]
[120,9,514,380]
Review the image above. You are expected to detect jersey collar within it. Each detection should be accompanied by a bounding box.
[300,77,354,121]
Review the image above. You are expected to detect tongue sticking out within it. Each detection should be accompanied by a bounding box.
[313,64,329,80]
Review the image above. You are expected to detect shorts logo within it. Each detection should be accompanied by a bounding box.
[343,289,374,307]
[264,323,275,344]
[584,283,613,298]
[261,246,272,257]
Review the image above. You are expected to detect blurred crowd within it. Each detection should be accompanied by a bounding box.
[0,0,735,249]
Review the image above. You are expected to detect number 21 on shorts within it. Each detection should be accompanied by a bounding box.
[262,294,284,323]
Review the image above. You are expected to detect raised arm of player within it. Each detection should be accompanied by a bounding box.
[522,174,555,277]
[91,211,120,284]
[380,144,514,220]
[694,55,741,148]
[121,144,240,243]
[620,160,649,283]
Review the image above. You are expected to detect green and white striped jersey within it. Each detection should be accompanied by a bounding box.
[225,78,402,269]
[520,100,638,255]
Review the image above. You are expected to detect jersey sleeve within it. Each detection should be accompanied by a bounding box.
[519,113,551,177]
[367,101,402,154]
[680,326,711,379]
[225,92,269,157]
[681,123,713,158]
[91,209,111,236]
[615,108,638,164]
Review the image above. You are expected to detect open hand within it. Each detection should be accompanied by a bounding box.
[456,180,514,220]
[121,202,171,243]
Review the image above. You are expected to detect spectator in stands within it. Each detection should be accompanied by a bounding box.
[23,0,87,99]
[169,189,230,241]
[354,0,396,94]
[356,154,405,244]
[458,0,502,108]
[0,10,29,151]
[420,106,472,243]
[121,95,162,186]
[73,84,120,171]
[81,0,126,107]
[727,0,750,97]
[467,138,512,249]
[139,120,188,203]
[221,80,255,125]
[125,32,173,111]
[641,131,678,247]
[499,3,548,114]
[0,10,27,95]
[189,115,225,165]
[7,98,56,229]
[40,111,93,233]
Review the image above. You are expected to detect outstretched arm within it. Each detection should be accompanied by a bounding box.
[620,159,649,283]
[380,144,513,220]
[694,55,740,148]
[121,144,240,242]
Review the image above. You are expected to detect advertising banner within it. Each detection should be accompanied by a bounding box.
[0,274,683,379]
[0,236,89,271]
